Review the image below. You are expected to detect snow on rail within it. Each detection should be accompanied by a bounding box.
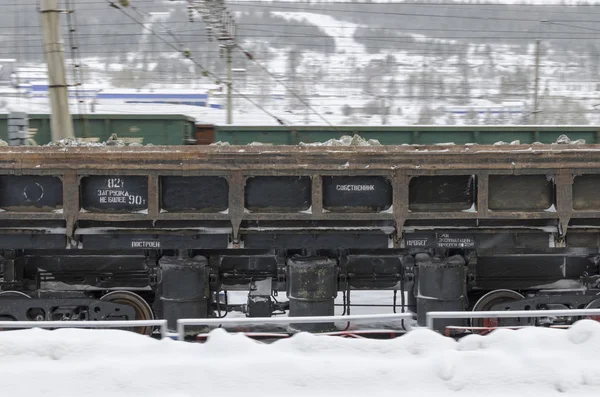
[426,308,600,329]
[0,319,168,338]
[177,313,415,340]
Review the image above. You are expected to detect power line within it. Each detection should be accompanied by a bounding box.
[8,31,600,41]
[2,24,599,45]
[1,33,595,53]
[40,1,600,19]
[230,0,600,8]
[171,0,336,127]
[0,8,590,27]
[4,0,600,7]
[226,2,555,22]
[0,48,592,62]
[102,0,294,126]
[65,0,89,127]
[3,0,600,126]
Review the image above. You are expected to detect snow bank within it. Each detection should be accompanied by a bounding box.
[2,320,600,397]
[211,134,382,146]
[300,134,381,146]
[492,135,587,146]
[554,134,586,145]
[44,134,153,147]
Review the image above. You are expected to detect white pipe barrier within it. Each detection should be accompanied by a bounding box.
[426,308,600,330]
[2,309,598,340]
[0,320,168,339]
[177,313,416,341]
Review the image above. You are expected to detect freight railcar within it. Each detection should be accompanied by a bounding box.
[0,114,196,145]
[0,143,599,335]
[207,125,600,146]
[5,114,600,147]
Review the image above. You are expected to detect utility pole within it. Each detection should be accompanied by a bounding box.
[187,0,236,124]
[380,96,387,125]
[40,0,74,141]
[533,39,541,125]
[226,45,232,124]
[304,96,309,124]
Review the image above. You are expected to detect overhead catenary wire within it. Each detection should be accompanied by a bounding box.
[132,0,337,127]
[235,45,337,127]
[0,52,580,72]
[3,0,599,126]
[2,20,599,46]
[119,0,333,126]
[1,19,600,36]
[0,38,592,58]
[6,0,600,9]
[9,33,600,44]
[0,7,596,28]
[227,1,600,23]
[6,24,600,43]
[6,25,600,54]
[65,0,91,136]
[182,1,337,127]
[103,0,292,126]
[7,0,599,21]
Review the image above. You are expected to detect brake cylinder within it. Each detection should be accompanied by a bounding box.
[416,253,466,331]
[156,255,210,332]
[286,256,338,332]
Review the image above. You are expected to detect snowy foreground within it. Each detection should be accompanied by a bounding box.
[1,321,600,397]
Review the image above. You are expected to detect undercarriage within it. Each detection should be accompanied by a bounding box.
[1,144,600,335]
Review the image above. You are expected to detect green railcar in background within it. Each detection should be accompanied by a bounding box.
[210,125,600,146]
[0,114,196,145]
[3,114,600,145]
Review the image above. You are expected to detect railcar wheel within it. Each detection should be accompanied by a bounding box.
[0,291,31,329]
[0,291,30,299]
[584,297,600,322]
[100,291,154,335]
[471,289,524,329]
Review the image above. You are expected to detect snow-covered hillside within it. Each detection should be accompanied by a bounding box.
[1,320,600,397]
[2,0,600,126]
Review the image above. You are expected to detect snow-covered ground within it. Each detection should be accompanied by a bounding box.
[1,320,600,397]
[271,12,366,55]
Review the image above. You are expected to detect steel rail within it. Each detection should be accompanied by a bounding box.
[177,313,416,340]
[0,319,168,338]
[426,309,600,329]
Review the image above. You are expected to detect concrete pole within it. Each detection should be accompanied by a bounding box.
[533,39,541,125]
[40,0,74,141]
[226,45,233,124]
[305,96,309,124]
